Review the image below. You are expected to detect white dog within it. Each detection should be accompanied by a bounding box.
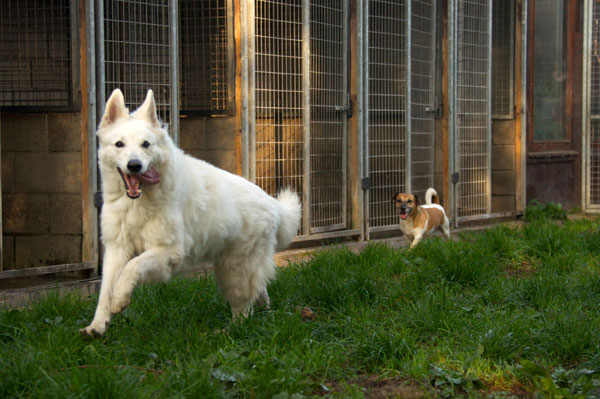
[82,89,301,336]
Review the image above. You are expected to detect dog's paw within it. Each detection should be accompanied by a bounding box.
[80,321,109,337]
[110,296,130,314]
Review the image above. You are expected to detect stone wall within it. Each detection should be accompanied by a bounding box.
[1,112,82,269]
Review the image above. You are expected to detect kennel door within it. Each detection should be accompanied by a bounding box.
[364,0,410,234]
[449,0,492,221]
[584,0,600,210]
[252,0,349,239]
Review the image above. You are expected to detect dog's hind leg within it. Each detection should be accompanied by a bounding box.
[81,247,129,336]
[215,245,277,320]
[440,217,451,240]
[110,247,178,315]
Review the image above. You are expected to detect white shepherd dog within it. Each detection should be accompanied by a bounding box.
[82,89,301,336]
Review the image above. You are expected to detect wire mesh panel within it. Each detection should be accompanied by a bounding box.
[0,0,75,107]
[491,0,514,119]
[588,1,600,206]
[366,0,409,230]
[253,0,348,238]
[102,0,176,132]
[179,0,233,114]
[309,0,347,232]
[254,0,306,233]
[453,0,491,219]
[410,0,436,200]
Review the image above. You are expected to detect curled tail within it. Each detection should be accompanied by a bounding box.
[425,188,440,205]
[276,188,302,251]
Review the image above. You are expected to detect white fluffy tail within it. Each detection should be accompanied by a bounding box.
[425,188,440,205]
[276,188,302,251]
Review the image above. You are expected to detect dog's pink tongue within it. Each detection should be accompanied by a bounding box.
[400,214,408,220]
[136,168,160,185]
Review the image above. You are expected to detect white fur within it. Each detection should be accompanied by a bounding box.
[82,89,301,336]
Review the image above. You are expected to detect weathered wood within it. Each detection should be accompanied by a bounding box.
[0,262,96,280]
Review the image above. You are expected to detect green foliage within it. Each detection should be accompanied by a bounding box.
[2,218,600,397]
[526,200,568,222]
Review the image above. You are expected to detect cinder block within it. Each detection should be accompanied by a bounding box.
[492,170,516,196]
[492,120,515,145]
[1,112,49,151]
[2,236,15,270]
[179,117,206,151]
[492,195,515,213]
[205,117,236,151]
[15,235,82,268]
[48,113,81,152]
[50,194,82,234]
[191,150,237,174]
[2,152,15,192]
[15,153,81,193]
[2,193,49,234]
[492,144,515,171]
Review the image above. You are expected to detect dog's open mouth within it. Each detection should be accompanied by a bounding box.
[117,167,160,199]
[399,210,410,220]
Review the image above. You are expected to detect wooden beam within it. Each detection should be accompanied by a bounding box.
[0,262,96,280]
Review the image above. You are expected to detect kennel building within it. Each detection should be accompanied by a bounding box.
[0,0,537,298]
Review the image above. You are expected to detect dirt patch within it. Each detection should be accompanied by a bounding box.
[316,375,429,399]
[504,260,537,279]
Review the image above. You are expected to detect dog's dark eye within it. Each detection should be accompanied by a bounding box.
[115,141,124,148]
[407,200,412,204]
[142,141,151,149]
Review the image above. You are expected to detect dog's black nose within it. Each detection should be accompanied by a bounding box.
[127,159,142,173]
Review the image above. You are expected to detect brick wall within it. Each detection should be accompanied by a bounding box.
[2,112,82,269]
[179,116,237,173]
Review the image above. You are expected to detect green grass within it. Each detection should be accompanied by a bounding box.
[3,211,600,398]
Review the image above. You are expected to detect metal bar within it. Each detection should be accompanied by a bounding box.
[487,0,493,215]
[341,0,349,230]
[248,0,256,182]
[363,0,370,240]
[169,0,179,144]
[0,262,96,280]
[240,0,249,179]
[293,229,362,243]
[406,0,412,194]
[95,0,105,119]
[519,0,528,212]
[302,0,311,235]
[448,0,457,226]
[583,0,592,210]
[357,0,365,241]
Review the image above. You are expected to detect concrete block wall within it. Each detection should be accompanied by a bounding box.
[179,116,237,173]
[492,120,516,213]
[1,112,83,269]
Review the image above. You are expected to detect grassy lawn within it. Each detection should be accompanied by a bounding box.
[2,205,600,398]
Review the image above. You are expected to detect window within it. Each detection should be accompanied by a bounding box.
[492,0,515,119]
[0,0,77,109]
[179,0,234,115]
[532,0,567,142]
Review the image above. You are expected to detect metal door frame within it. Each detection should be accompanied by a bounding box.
[246,0,353,241]
[583,0,600,212]
[95,0,179,142]
[363,0,412,237]
[448,0,493,225]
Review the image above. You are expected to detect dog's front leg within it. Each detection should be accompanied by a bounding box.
[81,248,129,336]
[110,247,177,314]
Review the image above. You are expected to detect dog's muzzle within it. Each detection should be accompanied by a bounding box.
[398,207,410,220]
[117,167,160,199]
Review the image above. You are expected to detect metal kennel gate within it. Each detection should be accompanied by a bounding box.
[363,0,437,235]
[583,0,600,211]
[249,0,349,239]
[449,0,492,222]
[96,0,178,139]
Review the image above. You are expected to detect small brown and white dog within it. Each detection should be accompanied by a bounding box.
[392,188,450,248]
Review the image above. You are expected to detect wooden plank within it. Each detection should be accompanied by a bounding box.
[80,0,99,275]
[0,262,96,280]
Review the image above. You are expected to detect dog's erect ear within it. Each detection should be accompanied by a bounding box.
[99,89,128,130]
[413,194,419,205]
[132,89,160,128]
[392,192,400,202]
